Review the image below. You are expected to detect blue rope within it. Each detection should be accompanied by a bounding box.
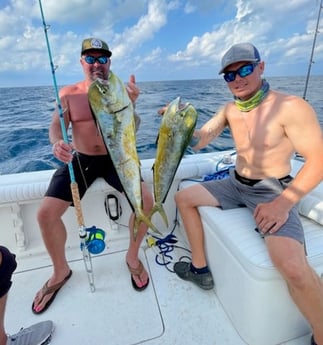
[148,152,237,271]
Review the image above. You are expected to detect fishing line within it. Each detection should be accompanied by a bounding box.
[38,0,95,292]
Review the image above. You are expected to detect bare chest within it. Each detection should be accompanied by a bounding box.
[228,106,285,151]
[64,93,103,146]
[67,95,93,123]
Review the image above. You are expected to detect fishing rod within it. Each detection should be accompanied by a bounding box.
[38,0,96,292]
[303,0,322,100]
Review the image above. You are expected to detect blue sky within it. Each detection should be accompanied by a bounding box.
[0,0,322,87]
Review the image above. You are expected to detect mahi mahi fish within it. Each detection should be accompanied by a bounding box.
[88,71,160,239]
[151,97,198,227]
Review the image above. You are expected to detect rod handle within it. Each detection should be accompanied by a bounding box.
[71,182,85,227]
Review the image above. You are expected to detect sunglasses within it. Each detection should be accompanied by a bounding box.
[83,55,109,64]
[223,63,258,82]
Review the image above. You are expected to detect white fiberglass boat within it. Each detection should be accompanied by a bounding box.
[1,150,323,345]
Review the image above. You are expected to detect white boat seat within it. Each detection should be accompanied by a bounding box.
[179,179,323,345]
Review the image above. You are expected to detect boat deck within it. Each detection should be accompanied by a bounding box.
[5,229,311,345]
[1,151,317,345]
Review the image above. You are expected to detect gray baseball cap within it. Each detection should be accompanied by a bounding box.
[219,42,261,74]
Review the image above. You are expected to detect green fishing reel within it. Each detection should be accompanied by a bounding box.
[80,226,106,254]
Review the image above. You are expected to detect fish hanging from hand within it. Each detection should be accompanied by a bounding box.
[150,97,198,227]
[88,71,160,239]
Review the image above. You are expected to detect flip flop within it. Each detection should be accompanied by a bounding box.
[126,260,149,291]
[32,270,72,314]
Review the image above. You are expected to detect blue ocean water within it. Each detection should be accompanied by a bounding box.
[0,76,322,174]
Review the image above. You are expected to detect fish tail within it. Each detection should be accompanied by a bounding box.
[133,213,162,241]
[148,203,169,228]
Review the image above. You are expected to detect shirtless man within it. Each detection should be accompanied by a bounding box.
[32,38,153,314]
[173,43,323,345]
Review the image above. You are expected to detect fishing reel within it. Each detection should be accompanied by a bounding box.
[80,226,106,255]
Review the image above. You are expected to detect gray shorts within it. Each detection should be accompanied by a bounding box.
[201,168,304,244]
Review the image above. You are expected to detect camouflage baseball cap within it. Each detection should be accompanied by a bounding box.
[81,38,112,57]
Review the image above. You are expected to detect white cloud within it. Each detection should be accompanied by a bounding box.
[0,0,322,86]
[166,0,322,76]
[112,0,168,57]
[33,0,147,25]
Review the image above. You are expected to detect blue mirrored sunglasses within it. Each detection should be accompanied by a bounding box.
[83,55,109,64]
[223,63,258,83]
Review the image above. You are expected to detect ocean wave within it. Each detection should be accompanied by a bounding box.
[0,76,321,174]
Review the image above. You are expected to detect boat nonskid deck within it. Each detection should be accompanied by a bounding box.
[5,228,312,345]
[1,151,319,344]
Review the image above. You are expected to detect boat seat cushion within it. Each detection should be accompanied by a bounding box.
[179,179,323,273]
[198,206,323,278]
[179,179,323,345]
[298,194,323,226]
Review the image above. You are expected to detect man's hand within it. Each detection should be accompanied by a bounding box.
[158,104,168,116]
[253,198,289,235]
[126,74,140,103]
[52,140,73,163]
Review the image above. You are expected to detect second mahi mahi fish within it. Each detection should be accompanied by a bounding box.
[88,71,160,239]
[151,97,198,227]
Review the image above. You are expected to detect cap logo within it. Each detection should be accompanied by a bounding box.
[90,39,103,49]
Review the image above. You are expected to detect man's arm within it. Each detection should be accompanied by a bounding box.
[49,92,73,163]
[254,96,323,234]
[279,97,323,207]
[192,106,228,150]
